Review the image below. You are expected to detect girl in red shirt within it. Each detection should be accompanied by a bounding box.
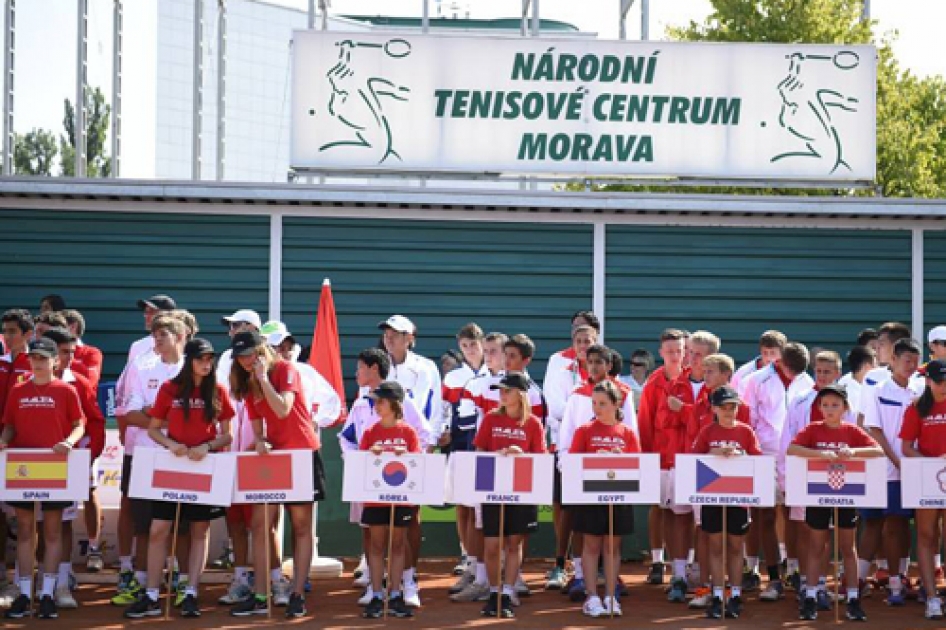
[900,359,946,620]
[473,372,547,619]
[124,338,234,619]
[228,330,324,619]
[358,381,421,619]
[569,380,640,618]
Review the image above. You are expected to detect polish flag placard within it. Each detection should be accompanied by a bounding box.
[129,448,235,506]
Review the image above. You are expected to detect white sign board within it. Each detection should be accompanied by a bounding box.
[232,450,315,504]
[129,448,235,506]
[0,449,90,502]
[561,453,660,505]
[900,457,946,509]
[785,456,886,508]
[451,452,554,505]
[292,33,876,181]
[342,451,446,506]
[675,454,776,507]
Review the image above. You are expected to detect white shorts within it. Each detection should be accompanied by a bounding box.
[660,470,693,515]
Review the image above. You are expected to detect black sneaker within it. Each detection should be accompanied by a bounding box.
[647,562,665,585]
[706,596,722,619]
[481,592,499,617]
[38,595,58,620]
[286,593,306,619]
[230,594,268,617]
[725,595,743,619]
[800,596,818,621]
[499,594,515,618]
[363,596,384,619]
[5,595,31,619]
[846,597,867,622]
[181,594,200,618]
[124,593,161,619]
[389,595,414,618]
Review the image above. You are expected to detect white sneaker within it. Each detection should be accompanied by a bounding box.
[403,581,421,608]
[353,572,370,589]
[582,595,607,618]
[759,581,784,601]
[218,579,252,605]
[353,555,368,579]
[514,575,531,596]
[0,583,19,607]
[449,571,473,594]
[55,585,78,609]
[509,590,521,607]
[604,595,622,617]
[926,597,944,620]
[689,589,713,609]
[357,586,376,606]
[272,576,291,606]
[450,581,490,603]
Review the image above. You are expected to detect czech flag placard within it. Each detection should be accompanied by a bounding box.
[561,453,661,505]
[342,451,446,506]
[785,456,887,508]
[675,454,776,507]
[0,449,91,502]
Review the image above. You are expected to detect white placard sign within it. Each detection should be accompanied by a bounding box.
[342,451,446,506]
[129,448,235,506]
[232,450,314,504]
[900,457,946,509]
[451,452,554,505]
[561,452,660,505]
[785,456,886,508]
[292,32,876,181]
[0,449,90,502]
[675,454,776,507]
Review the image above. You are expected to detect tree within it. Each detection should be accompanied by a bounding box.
[61,86,111,177]
[589,0,946,197]
[14,128,58,176]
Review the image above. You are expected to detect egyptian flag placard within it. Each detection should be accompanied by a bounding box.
[0,449,90,501]
[342,451,446,505]
[128,447,235,506]
[232,450,314,503]
[451,452,554,505]
[561,453,660,505]
[901,458,946,508]
[675,454,776,507]
[785,455,886,508]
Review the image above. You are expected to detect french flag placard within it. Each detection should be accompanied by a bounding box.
[785,456,887,508]
[452,452,554,505]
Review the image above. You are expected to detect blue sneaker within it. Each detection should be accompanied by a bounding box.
[668,578,688,603]
[567,578,587,602]
[304,578,312,594]
[816,590,831,611]
[887,590,906,606]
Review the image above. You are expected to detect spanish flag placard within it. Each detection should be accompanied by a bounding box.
[0,449,90,502]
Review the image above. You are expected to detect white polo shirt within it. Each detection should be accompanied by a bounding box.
[861,376,916,481]
[115,351,183,455]
[388,350,442,437]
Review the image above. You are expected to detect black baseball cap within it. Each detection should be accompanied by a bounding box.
[490,371,530,392]
[137,294,177,311]
[27,337,58,358]
[184,338,215,359]
[924,360,946,383]
[368,381,406,402]
[231,330,263,357]
[814,383,849,404]
[710,386,740,407]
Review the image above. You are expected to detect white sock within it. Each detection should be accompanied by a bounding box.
[857,559,871,580]
[467,555,477,574]
[41,574,56,598]
[475,562,488,585]
[787,558,799,574]
[58,562,71,588]
[937,554,943,569]
[403,567,416,585]
[120,555,133,572]
[731,586,742,598]
[713,586,724,599]
[135,570,147,585]
[146,587,159,602]
[899,557,910,575]
[847,587,859,601]
[746,556,760,573]
[573,558,584,580]
[18,578,30,600]
[673,559,687,579]
[270,568,282,584]
[185,584,196,596]
[889,574,902,594]
[686,548,695,564]
[501,584,514,597]
[778,542,787,563]
[234,567,250,584]
[179,573,189,585]
[806,587,818,599]
[651,548,665,564]
[877,559,888,570]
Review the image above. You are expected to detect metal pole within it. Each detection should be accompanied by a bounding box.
[862,0,871,21]
[319,0,327,30]
[75,0,87,177]
[2,0,14,176]
[192,0,203,180]
[307,0,315,29]
[530,0,539,36]
[111,0,122,178]
[520,0,530,36]
[421,0,429,33]
[641,0,650,41]
[215,0,225,181]
[619,0,634,40]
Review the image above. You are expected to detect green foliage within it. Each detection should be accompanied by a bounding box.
[14,128,58,176]
[60,86,111,177]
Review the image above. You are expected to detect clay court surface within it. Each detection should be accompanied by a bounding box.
[4,560,940,629]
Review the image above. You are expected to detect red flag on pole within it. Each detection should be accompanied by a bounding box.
[309,278,347,426]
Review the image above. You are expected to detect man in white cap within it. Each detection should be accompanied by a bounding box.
[928,326,946,363]
[216,310,262,387]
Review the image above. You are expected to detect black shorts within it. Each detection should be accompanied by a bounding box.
[6,501,72,512]
[361,506,415,528]
[482,504,538,537]
[121,454,133,495]
[285,450,327,505]
[700,506,750,536]
[573,504,635,537]
[131,498,190,536]
[152,500,225,523]
[806,507,857,531]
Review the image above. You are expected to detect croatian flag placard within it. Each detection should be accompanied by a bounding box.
[452,452,554,505]
[129,448,235,506]
[675,454,776,507]
[561,453,660,505]
[342,451,446,505]
[232,450,314,503]
[785,456,886,508]
[0,449,91,502]
[899,458,946,509]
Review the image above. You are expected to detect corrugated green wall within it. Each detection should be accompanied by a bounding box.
[926,231,946,333]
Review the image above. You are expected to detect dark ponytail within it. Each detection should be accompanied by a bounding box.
[916,386,936,419]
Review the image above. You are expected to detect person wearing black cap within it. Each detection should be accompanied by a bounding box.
[128,294,178,364]
[124,338,234,619]
[473,372,547,619]
[228,330,325,619]
[900,359,946,620]
[0,337,86,619]
[358,381,421,619]
[691,385,762,620]
[789,384,882,622]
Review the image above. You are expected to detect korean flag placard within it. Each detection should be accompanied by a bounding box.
[342,451,446,505]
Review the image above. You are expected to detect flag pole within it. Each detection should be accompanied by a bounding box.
[834,507,839,624]
[497,503,505,618]
[33,500,39,618]
[383,505,395,619]
[264,502,272,618]
[165,502,182,620]
[722,506,727,613]
[608,502,614,619]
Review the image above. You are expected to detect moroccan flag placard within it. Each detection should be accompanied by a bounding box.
[0,449,90,501]
[561,453,660,505]
[129,448,235,506]
[785,455,886,508]
[451,452,554,506]
[342,451,446,505]
[675,454,776,507]
[232,450,314,503]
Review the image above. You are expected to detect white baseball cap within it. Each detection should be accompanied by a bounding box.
[221,309,262,330]
[261,320,294,346]
[929,325,946,344]
[378,314,415,334]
